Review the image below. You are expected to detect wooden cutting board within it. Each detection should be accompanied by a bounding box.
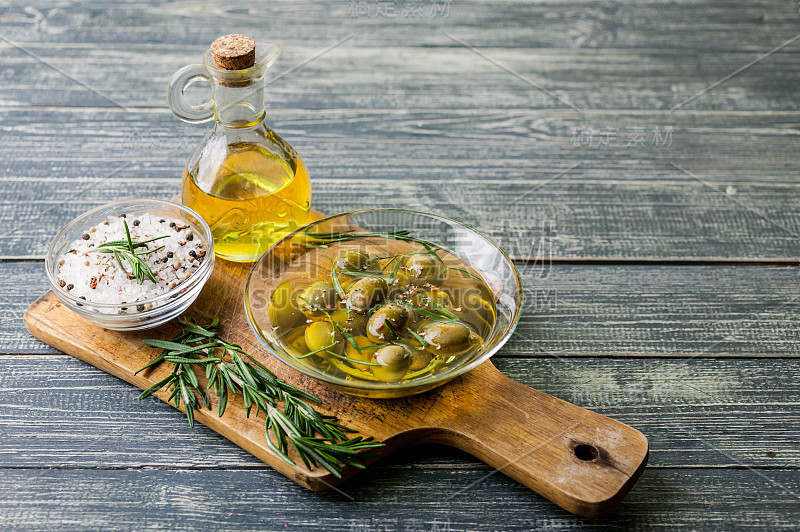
[24,212,648,518]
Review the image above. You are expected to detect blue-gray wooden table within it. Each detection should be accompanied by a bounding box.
[1,1,799,530]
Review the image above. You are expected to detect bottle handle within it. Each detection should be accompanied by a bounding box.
[167,64,214,123]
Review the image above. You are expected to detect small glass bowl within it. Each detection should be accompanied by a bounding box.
[244,209,523,398]
[45,199,215,331]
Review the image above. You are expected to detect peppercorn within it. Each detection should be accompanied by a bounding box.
[81,233,90,240]
[188,250,197,258]
[167,251,174,258]
[66,284,74,290]
[119,213,126,218]
[132,220,140,227]
[136,304,145,312]
[186,233,193,241]
[169,222,176,228]
[58,279,65,287]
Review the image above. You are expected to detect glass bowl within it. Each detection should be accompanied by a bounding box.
[45,199,215,331]
[244,209,523,398]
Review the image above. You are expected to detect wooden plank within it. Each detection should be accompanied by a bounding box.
[4,263,800,356]
[0,1,795,52]
[0,45,798,110]
[1,109,799,183]
[0,467,797,530]
[3,178,800,261]
[0,355,796,469]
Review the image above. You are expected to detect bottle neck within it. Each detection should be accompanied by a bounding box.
[211,79,266,128]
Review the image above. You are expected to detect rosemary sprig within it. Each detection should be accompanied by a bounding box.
[93,220,169,284]
[137,316,384,477]
[330,262,347,299]
[302,229,432,249]
[394,299,463,325]
[335,325,381,366]
[336,270,387,279]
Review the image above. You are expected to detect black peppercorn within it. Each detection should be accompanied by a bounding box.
[66,284,74,290]
[186,233,194,241]
[81,233,90,240]
[119,213,126,218]
[169,222,176,228]
[136,304,145,312]
[167,251,174,258]
[188,250,197,258]
[132,220,140,227]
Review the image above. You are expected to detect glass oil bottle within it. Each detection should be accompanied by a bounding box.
[168,34,311,262]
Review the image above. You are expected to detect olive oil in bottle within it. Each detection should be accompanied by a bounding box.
[169,34,311,262]
[182,141,310,262]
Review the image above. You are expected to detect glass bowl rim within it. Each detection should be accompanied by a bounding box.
[45,198,215,309]
[244,207,524,393]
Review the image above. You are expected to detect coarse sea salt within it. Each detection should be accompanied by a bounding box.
[57,213,206,312]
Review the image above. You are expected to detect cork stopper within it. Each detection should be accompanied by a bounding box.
[211,34,256,70]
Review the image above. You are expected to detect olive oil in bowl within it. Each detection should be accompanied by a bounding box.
[245,209,524,398]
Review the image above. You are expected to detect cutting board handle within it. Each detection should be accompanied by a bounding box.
[411,362,648,517]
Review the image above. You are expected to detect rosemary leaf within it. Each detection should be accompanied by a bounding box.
[330,262,347,299]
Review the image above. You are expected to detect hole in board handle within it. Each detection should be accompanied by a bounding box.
[573,443,599,461]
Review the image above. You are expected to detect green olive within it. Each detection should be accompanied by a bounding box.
[330,309,368,336]
[347,277,389,313]
[344,335,376,370]
[410,290,453,312]
[297,281,339,317]
[334,249,377,274]
[304,321,344,355]
[409,350,432,371]
[367,302,410,342]
[267,282,305,331]
[423,321,474,356]
[390,269,413,292]
[283,326,309,358]
[371,345,411,382]
[404,254,443,284]
[406,318,434,348]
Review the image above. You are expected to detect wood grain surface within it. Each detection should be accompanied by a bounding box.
[2,0,799,529]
